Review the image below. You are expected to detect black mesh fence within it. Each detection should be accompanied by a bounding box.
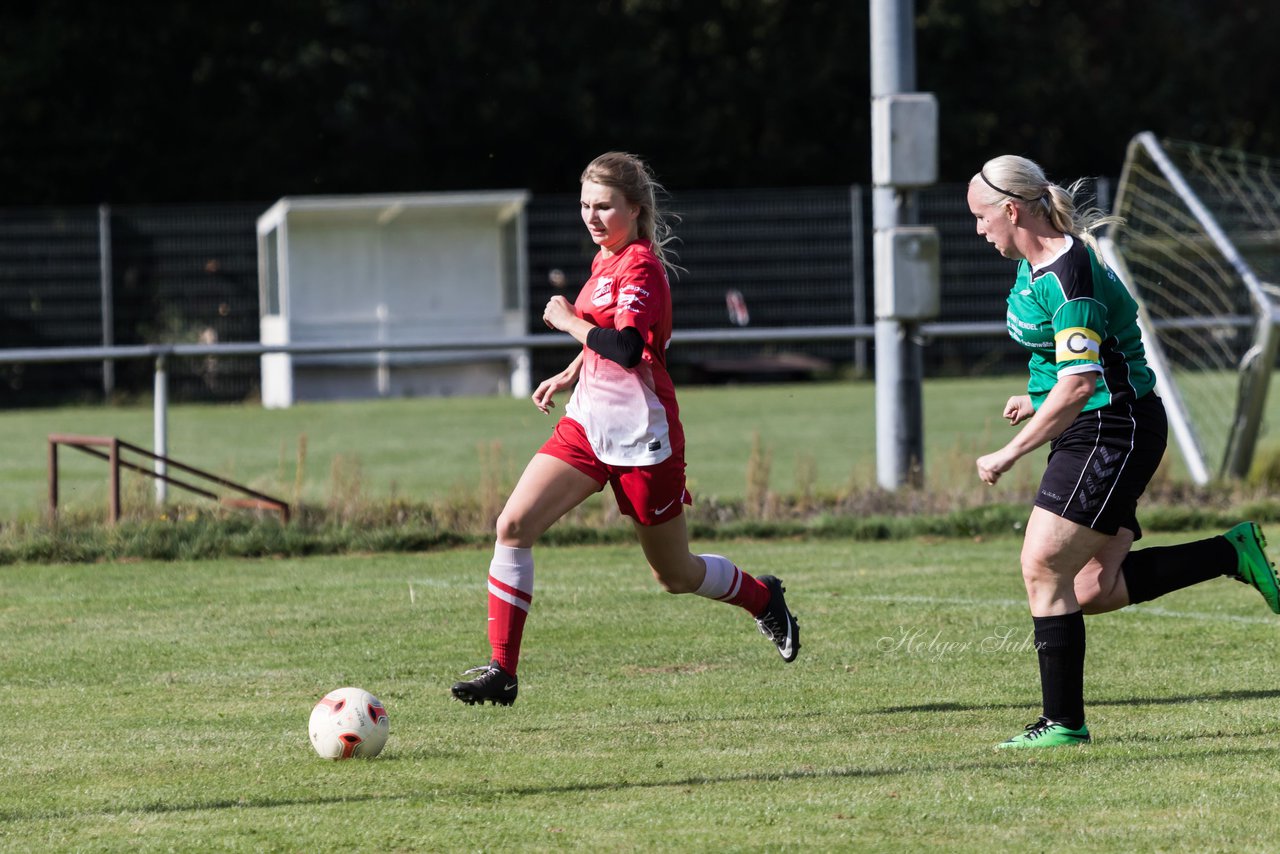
[0,185,1058,407]
[527,186,865,383]
[528,183,1031,383]
[0,203,265,407]
[109,203,264,402]
[0,206,104,403]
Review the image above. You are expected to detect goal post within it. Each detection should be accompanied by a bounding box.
[1102,132,1280,484]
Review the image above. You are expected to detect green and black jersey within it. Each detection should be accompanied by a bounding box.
[1005,235,1156,412]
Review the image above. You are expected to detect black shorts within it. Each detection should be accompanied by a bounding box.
[1034,393,1168,538]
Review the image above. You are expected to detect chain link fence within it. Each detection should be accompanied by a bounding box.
[0,184,1073,407]
[0,203,262,405]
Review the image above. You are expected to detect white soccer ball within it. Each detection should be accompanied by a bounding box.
[308,687,390,759]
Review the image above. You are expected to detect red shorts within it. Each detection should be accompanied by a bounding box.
[539,417,693,527]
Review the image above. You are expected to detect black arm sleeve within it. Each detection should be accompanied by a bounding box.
[586,326,645,368]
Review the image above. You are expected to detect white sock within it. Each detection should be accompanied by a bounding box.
[488,544,534,605]
[694,553,740,600]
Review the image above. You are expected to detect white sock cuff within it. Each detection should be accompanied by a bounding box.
[490,544,534,593]
[694,553,739,600]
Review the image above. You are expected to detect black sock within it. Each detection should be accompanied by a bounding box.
[1121,535,1237,604]
[1033,611,1086,730]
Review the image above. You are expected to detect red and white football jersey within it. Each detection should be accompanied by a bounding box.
[564,239,684,466]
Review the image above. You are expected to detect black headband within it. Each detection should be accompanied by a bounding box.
[980,170,1046,203]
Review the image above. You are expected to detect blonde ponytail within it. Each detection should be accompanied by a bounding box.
[972,155,1123,252]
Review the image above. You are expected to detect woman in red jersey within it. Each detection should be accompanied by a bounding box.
[451,152,800,706]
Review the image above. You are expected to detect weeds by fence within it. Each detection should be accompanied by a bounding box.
[7,457,1279,565]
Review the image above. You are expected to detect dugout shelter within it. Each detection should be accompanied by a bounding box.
[256,191,531,408]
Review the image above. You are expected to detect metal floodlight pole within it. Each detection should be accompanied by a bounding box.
[870,0,927,489]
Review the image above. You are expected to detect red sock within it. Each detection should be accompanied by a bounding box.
[694,553,771,616]
[487,545,533,675]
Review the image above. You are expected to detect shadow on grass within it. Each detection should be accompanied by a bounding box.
[873,688,1280,715]
[8,742,1280,823]
[476,742,1280,799]
[0,793,386,824]
[502,708,832,734]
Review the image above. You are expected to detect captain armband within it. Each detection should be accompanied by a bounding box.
[1054,327,1101,364]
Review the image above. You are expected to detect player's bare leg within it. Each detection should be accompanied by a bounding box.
[1000,509,1103,748]
[635,514,800,662]
[1072,528,1136,614]
[452,455,600,707]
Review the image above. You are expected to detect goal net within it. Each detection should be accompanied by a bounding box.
[1099,133,1280,484]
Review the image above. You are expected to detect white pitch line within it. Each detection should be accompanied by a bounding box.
[415,585,1277,626]
[861,594,1025,609]
[408,577,467,588]
[860,593,1277,626]
[1113,604,1277,626]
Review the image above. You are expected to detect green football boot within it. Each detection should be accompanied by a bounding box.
[1225,522,1280,614]
[997,717,1091,749]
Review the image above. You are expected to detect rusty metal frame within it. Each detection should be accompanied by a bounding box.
[48,434,290,524]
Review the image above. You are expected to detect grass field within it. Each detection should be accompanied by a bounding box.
[15,372,1280,527]
[6,378,1280,849]
[5,535,1280,851]
[1,377,1057,522]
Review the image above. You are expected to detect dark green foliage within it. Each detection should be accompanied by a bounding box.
[0,1,1277,204]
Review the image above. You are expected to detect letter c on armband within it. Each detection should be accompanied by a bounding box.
[1054,327,1101,363]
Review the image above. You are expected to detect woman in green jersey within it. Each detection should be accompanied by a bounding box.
[966,154,1279,748]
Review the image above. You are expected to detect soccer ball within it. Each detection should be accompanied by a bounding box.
[308,687,390,759]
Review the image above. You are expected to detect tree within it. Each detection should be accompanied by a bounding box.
[0,0,1275,204]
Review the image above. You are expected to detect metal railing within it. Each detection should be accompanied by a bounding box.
[48,433,290,523]
[0,321,1008,502]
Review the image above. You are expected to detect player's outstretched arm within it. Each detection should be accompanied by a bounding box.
[532,352,583,414]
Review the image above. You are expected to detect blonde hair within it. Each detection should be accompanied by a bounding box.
[971,154,1123,252]
[581,152,681,273]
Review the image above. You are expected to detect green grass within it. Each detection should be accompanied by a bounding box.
[11,374,1280,562]
[12,370,1280,527]
[2,378,1040,522]
[4,535,1280,850]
